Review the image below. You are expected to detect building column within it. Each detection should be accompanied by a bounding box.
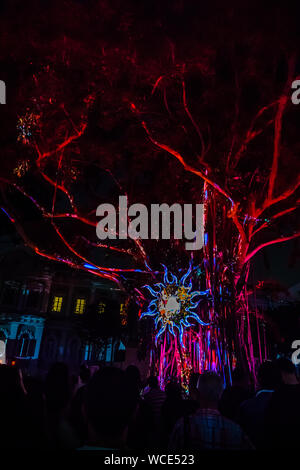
[33,322,45,360]
[65,285,75,317]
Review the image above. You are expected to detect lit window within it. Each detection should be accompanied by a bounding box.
[98,302,106,314]
[52,296,63,312]
[120,302,128,326]
[75,298,86,314]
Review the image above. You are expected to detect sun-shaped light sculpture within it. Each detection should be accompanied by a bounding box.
[141,263,210,347]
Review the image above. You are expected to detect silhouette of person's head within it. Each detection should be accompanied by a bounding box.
[257,360,281,390]
[79,365,91,385]
[189,372,200,401]
[125,365,141,388]
[165,381,182,400]
[0,365,28,447]
[45,362,71,413]
[232,365,249,387]
[0,364,26,399]
[275,357,299,385]
[84,367,137,449]
[196,371,224,409]
[147,375,159,389]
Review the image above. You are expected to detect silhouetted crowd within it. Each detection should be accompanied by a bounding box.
[0,357,299,450]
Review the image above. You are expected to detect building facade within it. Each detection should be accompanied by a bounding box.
[0,246,126,374]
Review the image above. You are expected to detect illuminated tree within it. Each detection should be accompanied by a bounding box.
[1,0,299,382]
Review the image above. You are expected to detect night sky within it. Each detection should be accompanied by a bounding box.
[0,0,299,302]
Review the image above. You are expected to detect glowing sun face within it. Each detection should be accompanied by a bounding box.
[141,264,209,346]
[159,293,180,318]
